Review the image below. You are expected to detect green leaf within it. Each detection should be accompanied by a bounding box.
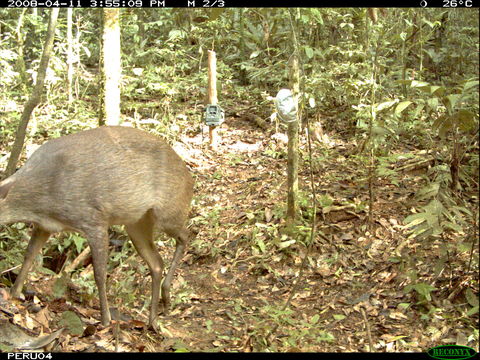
[53,274,68,299]
[278,239,296,249]
[425,199,444,216]
[59,311,84,336]
[409,224,431,238]
[452,205,472,217]
[311,314,320,324]
[319,195,334,208]
[424,212,438,227]
[208,8,224,21]
[466,306,479,316]
[434,257,446,276]
[256,238,266,253]
[376,100,397,112]
[416,183,440,201]
[410,80,430,88]
[304,46,314,59]
[427,97,439,111]
[430,85,445,96]
[413,283,437,301]
[333,314,345,321]
[454,109,476,132]
[311,9,324,24]
[463,80,479,92]
[422,19,436,28]
[0,343,14,352]
[442,221,462,232]
[403,213,428,228]
[465,288,479,307]
[445,94,461,112]
[372,126,390,137]
[458,242,473,252]
[72,235,86,254]
[438,116,453,138]
[396,80,413,86]
[38,266,57,276]
[395,101,412,115]
[167,29,186,41]
[413,103,425,118]
[433,114,447,131]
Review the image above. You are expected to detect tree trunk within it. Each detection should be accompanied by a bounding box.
[208,50,219,150]
[286,55,300,225]
[67,8,74,105]
[15,9,28,90]
[99,9,121,126]
[4,8,59,178]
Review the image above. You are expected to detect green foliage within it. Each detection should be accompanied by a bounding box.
[0,49,18,90]
[248,304,334,351]
[404,281,437,303]
[263,144,286,159]
[59,311,84,336]
[226,153,243,166]
[377,154,404,186]
[53,273,69,299]
[465,288,479,316]
[364,67,478,244]
[403,189,471,240]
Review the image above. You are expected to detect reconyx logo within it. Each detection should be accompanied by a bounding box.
[428,345,478,360]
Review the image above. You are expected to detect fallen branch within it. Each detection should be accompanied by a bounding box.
[64,246,91,273]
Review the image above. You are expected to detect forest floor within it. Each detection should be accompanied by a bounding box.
[1,113,478,353]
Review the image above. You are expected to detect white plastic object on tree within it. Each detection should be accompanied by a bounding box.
[275,89,298,123]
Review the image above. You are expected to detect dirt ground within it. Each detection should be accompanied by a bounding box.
[1,115,478,352]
